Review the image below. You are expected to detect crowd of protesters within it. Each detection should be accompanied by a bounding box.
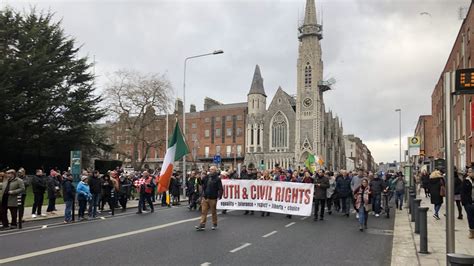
[0,164,472,239]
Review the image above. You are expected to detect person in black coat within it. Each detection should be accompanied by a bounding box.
[421,170,431,197]
[336,170,352,217]
[461,169,474,239]
[314,170,330,221]
[46,170,60,214]
[31,169,47,218]
[88,171,102,218]
[195,166,223,231]
[454,172,463,220]
[62,174,75,223]
[429,170,445,220]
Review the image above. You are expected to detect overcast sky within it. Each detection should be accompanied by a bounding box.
[2,0,471,163]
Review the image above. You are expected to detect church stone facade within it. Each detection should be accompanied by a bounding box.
[244,0,345,171]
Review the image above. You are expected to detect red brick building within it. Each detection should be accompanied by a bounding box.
[430,1,474,169]
[107,97,247,170]
[414,115,436,159]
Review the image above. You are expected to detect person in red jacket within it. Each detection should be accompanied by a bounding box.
[135,171,155,214]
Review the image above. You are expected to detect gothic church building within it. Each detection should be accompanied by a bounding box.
[244,0,345,171]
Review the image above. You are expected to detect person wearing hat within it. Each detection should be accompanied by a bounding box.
[76,176,92,221]
[0,169,25,230]
[429,170,445,220]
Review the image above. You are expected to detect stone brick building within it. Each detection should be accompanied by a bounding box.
[344,134,376,172]
[244,0,346,171]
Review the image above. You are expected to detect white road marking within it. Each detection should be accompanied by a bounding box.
[201,262,211,266]
[41,225,47,229]
[229,243,252,253]
[285,222,296,228]
[0,216,203,264]
[262,231,278,238]
[0,206,182,237]
[300,217,309,220]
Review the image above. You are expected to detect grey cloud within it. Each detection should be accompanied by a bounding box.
[2,0,470,162]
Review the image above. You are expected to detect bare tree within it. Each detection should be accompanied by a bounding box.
[105,70,173,169]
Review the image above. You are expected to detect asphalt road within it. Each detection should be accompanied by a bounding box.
[0,206,395,266]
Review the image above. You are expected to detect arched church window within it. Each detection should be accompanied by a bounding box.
[305,63,312,89]
[271,112,288,149]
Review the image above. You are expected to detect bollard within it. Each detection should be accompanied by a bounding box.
[447,253,474,265]
[413,199,422,233]
[409,193,416,215]
[111,190,115,216]
[17,195,22,229]
[418,207,430,254]
[72,197,75,222]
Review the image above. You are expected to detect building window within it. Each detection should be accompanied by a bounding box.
[192,133,197,141]
[204,146,210,157]
[205,130,210,138]
[257,125,260,145]
[215,128,221,137]
[250,125,254,145]
[226,145,231,157]
[192,123,197,129]
[216,116,221,122]
[304,63,312,89]
[205,117,210,123]
[216,145,221,155]
[237,127,242,136]
[237,145,242,156]
[226,115,232,121]
[271,111,288,149]
[116,136,121,144]
[226,128,232,137]
[237,115,242,121]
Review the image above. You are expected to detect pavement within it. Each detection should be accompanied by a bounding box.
[0,202,395,265]
[391,190,474,266]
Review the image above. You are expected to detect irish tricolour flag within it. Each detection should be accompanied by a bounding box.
[157,121,189,193]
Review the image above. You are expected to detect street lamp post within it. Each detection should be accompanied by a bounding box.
[395,109,402,169]
[182,50,224,197]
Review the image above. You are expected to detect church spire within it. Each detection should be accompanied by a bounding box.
[298,0,322,40]
[303,0,317,26]
[248,64,266,97]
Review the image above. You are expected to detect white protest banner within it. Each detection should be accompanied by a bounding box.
[217,180,314,216]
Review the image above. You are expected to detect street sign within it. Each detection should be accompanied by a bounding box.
[408,136,421,156]
[70,150,82,184]
[455,68,474,94]
[213,154,221,164]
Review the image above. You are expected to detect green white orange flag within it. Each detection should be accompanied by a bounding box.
[157,121,189,193]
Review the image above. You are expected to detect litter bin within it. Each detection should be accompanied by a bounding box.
[447,253,474,266]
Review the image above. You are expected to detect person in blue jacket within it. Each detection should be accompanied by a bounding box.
[76,176,92,221]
